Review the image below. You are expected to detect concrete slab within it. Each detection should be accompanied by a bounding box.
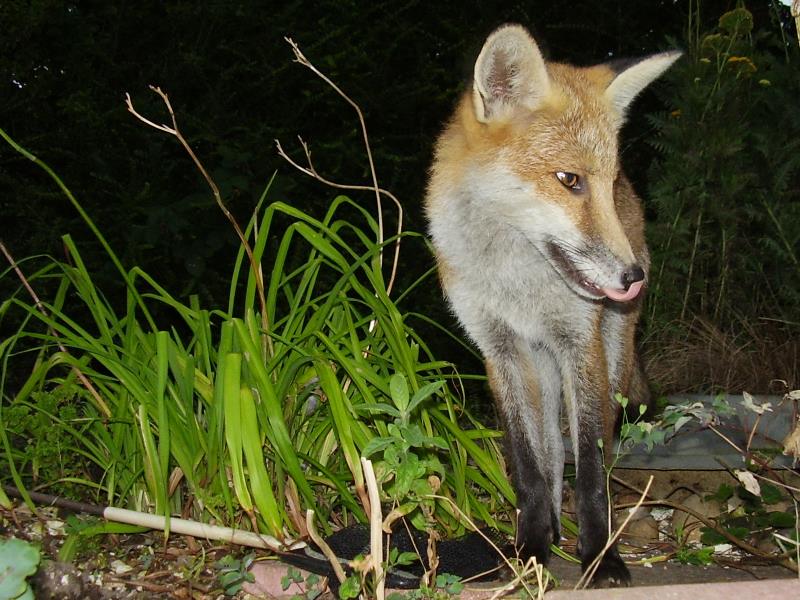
[544,578,799,600]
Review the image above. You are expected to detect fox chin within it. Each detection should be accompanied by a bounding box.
[425,23,680,587]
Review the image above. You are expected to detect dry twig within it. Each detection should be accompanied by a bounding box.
[576,475,654,589]
[277,38,404,296]
[0,241,111,419]
[305,509,346,585]
[612,473,799,572]
[125,86,273,357]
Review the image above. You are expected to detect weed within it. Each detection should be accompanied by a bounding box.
[215,552,256,596]
[280,565,323,600]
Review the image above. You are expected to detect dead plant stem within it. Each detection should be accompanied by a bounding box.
[612,473,799,572]
[306,509,346,584]
[361,457,385,600]
[0,241,111,419]
[279,38,403,298]
[125,87,273,359]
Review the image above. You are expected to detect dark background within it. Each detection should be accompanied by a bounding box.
[1,1,798,395]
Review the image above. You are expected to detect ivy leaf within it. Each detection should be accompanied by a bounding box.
[673,415,694,432]
[767,511,795,529]
[760,483,783,505]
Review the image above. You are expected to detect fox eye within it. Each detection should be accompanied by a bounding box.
[555,171,582,191]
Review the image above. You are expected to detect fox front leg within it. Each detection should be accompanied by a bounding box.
[485,339,564,565]
[564,341,631,587]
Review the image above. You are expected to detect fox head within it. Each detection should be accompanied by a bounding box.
[449,24,681,302]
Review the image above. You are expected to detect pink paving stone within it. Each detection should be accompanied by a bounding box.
[544,578,799,600]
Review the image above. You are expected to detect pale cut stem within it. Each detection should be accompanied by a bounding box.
[102,506,300,551]
[306,509,347,584]
[361,457,384,600]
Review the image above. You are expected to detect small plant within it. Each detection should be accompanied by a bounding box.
[281,566,323,600]
[337,554,367,600]
[619,389,800,573]
[215,552,255,596]
[674,544,715,566]
[0,537,41,600]
[386,572,464,600]
[643,2,800,393]
[361,373,448,531]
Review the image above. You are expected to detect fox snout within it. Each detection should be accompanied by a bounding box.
[607,264,645,302]
[545,241,646,303]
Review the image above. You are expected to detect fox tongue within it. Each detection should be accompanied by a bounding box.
[601,280,643,302]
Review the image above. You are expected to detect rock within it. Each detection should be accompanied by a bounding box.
[671,493,722,543]
[32,560,110,600]
[245,560,326,599]
[622,515,660,542]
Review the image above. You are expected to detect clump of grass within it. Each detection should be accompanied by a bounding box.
[0,120,511,546]
[643,316,799,395]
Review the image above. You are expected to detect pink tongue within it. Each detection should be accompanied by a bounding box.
[601,279,643,302]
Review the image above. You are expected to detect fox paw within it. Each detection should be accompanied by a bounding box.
[585,554,631,588]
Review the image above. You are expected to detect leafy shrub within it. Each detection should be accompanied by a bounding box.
[646,4,800,330]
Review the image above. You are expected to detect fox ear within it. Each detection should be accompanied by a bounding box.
[473,24,550,123]
[604,51,682,115]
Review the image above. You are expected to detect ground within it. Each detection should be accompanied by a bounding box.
[2,468,797,600]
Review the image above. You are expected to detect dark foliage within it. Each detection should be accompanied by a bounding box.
[1,1,796,391]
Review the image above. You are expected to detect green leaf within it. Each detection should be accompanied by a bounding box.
[402,423,425,447]
[353,403,401,418]
[421,435,449,450]
[338,575,361,599]
[700,527,727,545]
[706,483,734,503]
[59,522,147,562]
[760,483,783,505]
[406,380,445,414]
[393,453,425,497]
[362,436,396,458]
[767,511,796,529]
[389,373,409,412]
[395,551,420,567]
[0,538,40,600]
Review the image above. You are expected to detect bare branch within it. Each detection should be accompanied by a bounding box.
[126,87,273,357]
[612,473,799,572]
[277,38,404,296]
[275,137,404,294]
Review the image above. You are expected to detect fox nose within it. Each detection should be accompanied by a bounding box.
[621,265,645,291]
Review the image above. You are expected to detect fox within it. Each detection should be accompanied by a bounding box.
[425,24,680,586]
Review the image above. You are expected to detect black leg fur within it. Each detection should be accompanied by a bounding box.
[575,415,631,587]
